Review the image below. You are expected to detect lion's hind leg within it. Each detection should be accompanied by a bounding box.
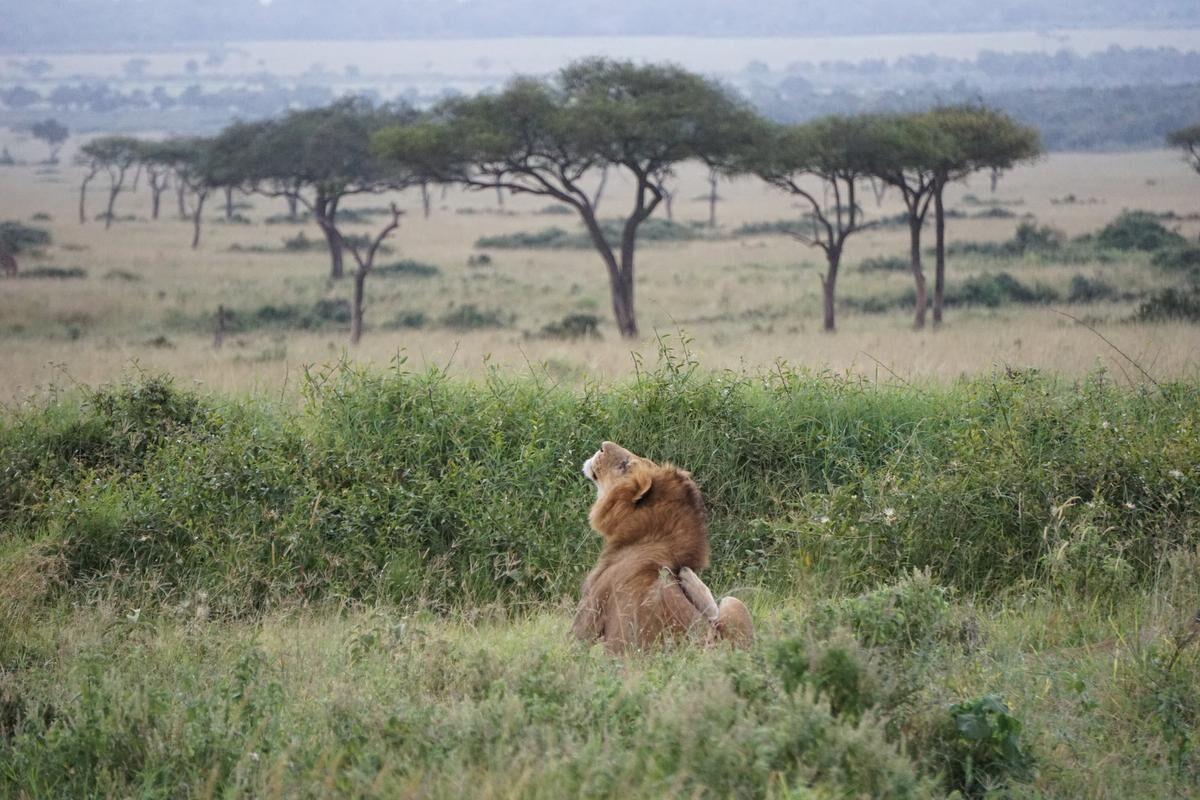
[677,566,719,622]
[678,567,753,648]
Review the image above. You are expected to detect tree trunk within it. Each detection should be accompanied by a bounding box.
[350,269,367,344]
[663,191,674,223]
[79,173,93,224]
[149,173,164,220]
[990,168,1000,193]
[176,181,187,219]
[191,191,208,249]
[104,184,120,230]
[286,194,298,220]
[224,187,234,220]
[615,223,641,339]
[707,170,719,228]
[315,195,344,280]
[909,213,927,329]
[421,182,431,218]
[821,248,841,333]
[933,185,947,328]
[495,185,504,208]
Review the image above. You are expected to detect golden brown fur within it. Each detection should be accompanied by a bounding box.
[572,442,753,653]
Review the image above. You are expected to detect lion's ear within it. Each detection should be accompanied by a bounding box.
[631,472,653,505]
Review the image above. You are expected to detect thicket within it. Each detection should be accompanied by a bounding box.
[1,356,1196,617]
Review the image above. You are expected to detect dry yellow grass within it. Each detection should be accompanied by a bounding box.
[1,147,1198,399]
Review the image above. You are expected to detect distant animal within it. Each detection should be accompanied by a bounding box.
[0,244,16,277]
[572,441,753,653]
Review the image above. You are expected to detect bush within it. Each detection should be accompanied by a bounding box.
[808,569,953,655]
[102,269,142,282]
[536,313,601,340]
[733,219,804,237]
[1,364,1198,614]
[1152,244,1200,277]
[439,304,512,330]
[282,231,320,251]
[374,259,439,278]
[1066,274,1122,303]
[535,203,573,215]
[16,266,86,279]
[935,695,1034,796]
[1133,287,1200,322]
[945,221,1065,258]
[857,255,909,273]
[951,272,1058,306]
[1095,211,1187,252]
[384,310,427,329]
[0,220,51,254]
[476,219,706,250]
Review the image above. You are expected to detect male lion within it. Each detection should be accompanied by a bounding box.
[572,441,753,653]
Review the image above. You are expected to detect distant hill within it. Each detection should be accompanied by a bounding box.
[4,0,1200,49]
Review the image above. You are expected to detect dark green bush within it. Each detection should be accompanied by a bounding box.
[16,266,86,279]
[1133,287,1200,322]
[1067,274,1122,303]
[1,220,51,254]
[1,363,1197,614]
[476,218,705,250]
[374,259,440,278]
[936,695,1034,797]
[536,313,601,340]
[439,304,512,330]
[857,255,909,273]
[1095,211,1187,252]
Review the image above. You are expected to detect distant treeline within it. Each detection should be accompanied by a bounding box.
[751,82,1200,152]
[5,78,1198,152]
[750,46,1200,92]
[3,0,1198,46]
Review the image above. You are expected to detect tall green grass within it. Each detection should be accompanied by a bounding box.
[2,349,1197,617]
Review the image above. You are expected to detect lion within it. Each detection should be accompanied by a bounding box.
[571,441,753,653]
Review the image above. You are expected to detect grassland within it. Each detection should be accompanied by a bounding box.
[2,148,1200,401]
[2,146,1199,796]
[2,364,1199,797]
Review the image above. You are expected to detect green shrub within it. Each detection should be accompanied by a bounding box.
[1095,211,1187,252]
[16,266,86,279]
[945,221,1065,258]
[1133,288,1200,322]
[732,219,804,237]
[384,310,428,329]
[102,269,142,282]
[952,271,1058,306]
[374,259,440,278]
[936,695,1034,797]
[476,219,706,250]
[536,313,601,340]
[1,363,1198,613]
[0,220,51,254]
[439,304,512,330]
[857,255,909,273]
[808,569,952,654]
[1067,274,1122,303]
[1152,244,1200,277]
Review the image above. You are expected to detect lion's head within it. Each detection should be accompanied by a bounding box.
[582,441,657,501]
[582,441,709,568]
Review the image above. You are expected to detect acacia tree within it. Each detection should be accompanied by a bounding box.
[1167,124,1200,176]
[375,59,760,338]
[78,136,139,229]
[30,118,68,163]
[863,114,942,329]
[134,140,183,220]
[208,101,425,340]
[745,116,874,332]
[210,100,419,281]
[923,106,1040,326]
